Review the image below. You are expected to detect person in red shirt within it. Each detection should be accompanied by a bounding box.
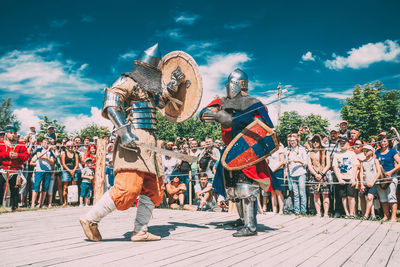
[0,125,29,211]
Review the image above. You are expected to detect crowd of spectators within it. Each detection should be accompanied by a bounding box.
[0,125,115,210]
[1,120,400,223]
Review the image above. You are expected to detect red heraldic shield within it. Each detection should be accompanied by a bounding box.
[221,120,278,171]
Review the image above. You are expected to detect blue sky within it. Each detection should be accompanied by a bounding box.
[1,0,400,134]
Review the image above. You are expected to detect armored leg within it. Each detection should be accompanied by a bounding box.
[232,183,259,237]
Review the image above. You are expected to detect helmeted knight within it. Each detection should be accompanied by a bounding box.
[200,68,277,237]
[79,44,202,242]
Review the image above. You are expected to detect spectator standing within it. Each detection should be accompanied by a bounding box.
[189,139,201,182]
[285,135,308,215]
[0,125,28,211]
[61,141,79,206]
[162,142,179,183]
[326,128,343,217]
[44,126,57,143]
[194,173,213,210]
[80,158,94,206]
[198,137,220,179]
[27,125,37,139]
[307,134,331,217]
[175,143,191,204]
[359,145,381,220]
[375,135,400,222]
[267,143,285,214]
[105,160,115,191]
[31,138,55,208]
[339,120,351,140]
[332,136,358,218]
[349,127,361,148]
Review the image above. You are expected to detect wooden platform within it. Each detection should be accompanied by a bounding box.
[1,207,400,266]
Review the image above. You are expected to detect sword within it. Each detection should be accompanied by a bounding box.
[122,142,198,163]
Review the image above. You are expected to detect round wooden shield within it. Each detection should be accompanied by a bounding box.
[160,51,203,123]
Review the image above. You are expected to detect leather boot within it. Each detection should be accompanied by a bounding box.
[131,231,161,242]
[79,218,102,242]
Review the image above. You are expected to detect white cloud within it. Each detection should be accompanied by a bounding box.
[187,42,214,51]
[119,50,137,61]
[166,28,183,39]
[264,96,341,129]
[0,44,105,116]
[81,15,94,23]
[63,107,113,133]
[13,108,41,135]
[301,51,315,61]
[175,13,199,24]
[325,40,400,70]
[50,19,68,28]
[198,52,251,109]
[224,23,251,30]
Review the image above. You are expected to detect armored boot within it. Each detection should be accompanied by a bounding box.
[232,183,259,237]
[233,198,257,237]
[131,195,161,242]
[222,200,245,228]
[79,191,116,242]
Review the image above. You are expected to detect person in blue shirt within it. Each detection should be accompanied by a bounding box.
[375,135,400,222]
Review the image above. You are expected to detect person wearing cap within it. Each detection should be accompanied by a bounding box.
[80,158,94,207]
[44,125,57,143]
[307,134,331,218]
[0,125,29,211]
[339,120,351,140]
[375,134,400,222]
[332,136,358,218]
[359,145,381,220]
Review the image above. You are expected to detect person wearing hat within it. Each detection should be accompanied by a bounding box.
[332,136,358,218]
[0,125,29,211]
[359,145,381,220]
[339,120,351,140]
[80,158,94,207]
[44,125,57,142]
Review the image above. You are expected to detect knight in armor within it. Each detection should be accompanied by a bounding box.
[199,68,275,237]
[79,44,186,242]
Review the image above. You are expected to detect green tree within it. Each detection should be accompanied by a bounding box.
[38,116,67,141]
[276,111,329,146]
[0,98,20,131]
[156,112,221,142]
[341,82,400,140]
[79,124,110,139]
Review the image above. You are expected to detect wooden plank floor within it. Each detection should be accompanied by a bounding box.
[1,207,400,266]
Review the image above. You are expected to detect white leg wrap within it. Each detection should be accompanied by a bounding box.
[134,195,155,232]
[86,191,116,224]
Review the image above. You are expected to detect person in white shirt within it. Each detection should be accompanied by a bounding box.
[332,136,358,218]
[285,134,308,215]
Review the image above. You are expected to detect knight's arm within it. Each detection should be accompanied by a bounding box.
[102,77,137,149]
[156,66,186,109]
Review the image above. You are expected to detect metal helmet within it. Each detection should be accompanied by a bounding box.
[226,68,248,98]
[136,43,161,69]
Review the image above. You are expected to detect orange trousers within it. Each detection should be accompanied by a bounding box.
[109,170,164,210]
